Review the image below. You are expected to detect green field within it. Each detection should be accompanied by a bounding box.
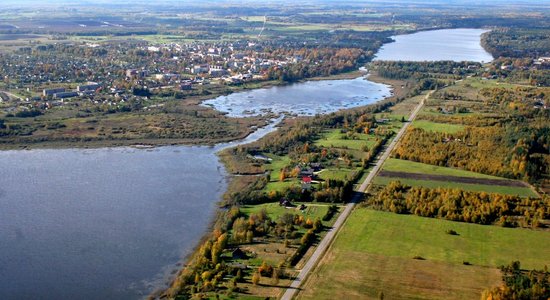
[376,159,538,197]
[298,209,550,299]
[373,176,538,198]
[240,202,340,230]
[412,120,465,133]
[314,129,375,151]
[382,158,501,179]
[318,167,361,181]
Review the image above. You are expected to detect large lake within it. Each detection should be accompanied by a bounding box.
[0,77,390,300]
[1,28,489,299]
[375,28,493,62]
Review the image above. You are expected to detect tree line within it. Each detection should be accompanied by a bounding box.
[369,181,549,228]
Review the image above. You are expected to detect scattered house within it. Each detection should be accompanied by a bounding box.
[310,163,322,171]
[376,118,391,123]
[229,262,248,270]
[250,154,272,161]
[232,248,248,260]
[180,82,192,90]
[533,57,550,70]
[301,176,312,191]
[279,198,293,207]
[500,65,513,70]
[299,167,314,177]
[43,87,65,97]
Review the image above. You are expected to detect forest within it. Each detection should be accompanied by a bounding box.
[482,28,550,58]
[373,61,481,80]
[393,125,549,182]
[482,261,550,300]
[368,181,549,228]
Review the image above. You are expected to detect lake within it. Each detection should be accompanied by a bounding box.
[374,28,493,62]
[0,76,390,300]
[0,118,281,300]
[202,76,392,117]
[1,28,490,299]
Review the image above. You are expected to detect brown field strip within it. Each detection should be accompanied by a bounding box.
[378,170,528,187]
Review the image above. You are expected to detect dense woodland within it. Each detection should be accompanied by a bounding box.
[393,125,549,182]
[482,28,550,58]
[482,261,550,300]
[373,61,481,80]
[371,60,550,183]
[369,181,549,228]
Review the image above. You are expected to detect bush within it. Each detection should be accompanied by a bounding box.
[446,229,459,235]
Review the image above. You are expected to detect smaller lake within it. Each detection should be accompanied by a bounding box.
[375,28,493,62]
[202,77,392,117]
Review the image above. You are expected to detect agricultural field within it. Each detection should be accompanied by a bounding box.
[298,208,550,300]
[381,158,500,179]
[314,129,377,151]
[374,158,538,197]
[411,120,465,133]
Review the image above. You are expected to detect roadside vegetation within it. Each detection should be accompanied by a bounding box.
[300,49,549,300]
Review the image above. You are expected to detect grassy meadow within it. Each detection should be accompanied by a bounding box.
[298,208,550,299]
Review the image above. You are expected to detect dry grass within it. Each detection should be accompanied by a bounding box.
[298,251,501,300]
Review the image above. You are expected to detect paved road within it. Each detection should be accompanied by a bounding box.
[280,91,431,300]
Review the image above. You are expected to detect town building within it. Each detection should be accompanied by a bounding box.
[43,88,66,97]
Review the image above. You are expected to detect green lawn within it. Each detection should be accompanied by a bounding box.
[382,158,501,179]
[318,167,359,181]
[298,208,550,300]
[412,120,465,133]
[314,129,375,151]
[240,202,335,225]
[378,158,538,197]
[373,176,538,198]
[338,209,549,269]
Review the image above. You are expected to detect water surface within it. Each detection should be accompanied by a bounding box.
[0,120,279,300]
[1,74,392,300]
[375,28,493,62]
[202,76,392,117]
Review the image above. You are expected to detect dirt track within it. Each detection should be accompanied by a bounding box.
[378,170,528,187]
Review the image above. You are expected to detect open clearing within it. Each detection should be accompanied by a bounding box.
[314,128,376,151]
[382,158,501,179]
[411,120,465,133]
[297,209,550,300]
[376,159,538,197]
[378,171,528,187]
[373,176,538,197]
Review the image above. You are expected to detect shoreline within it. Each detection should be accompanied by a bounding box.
[0,70,365,151]
[154,70,406,299]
